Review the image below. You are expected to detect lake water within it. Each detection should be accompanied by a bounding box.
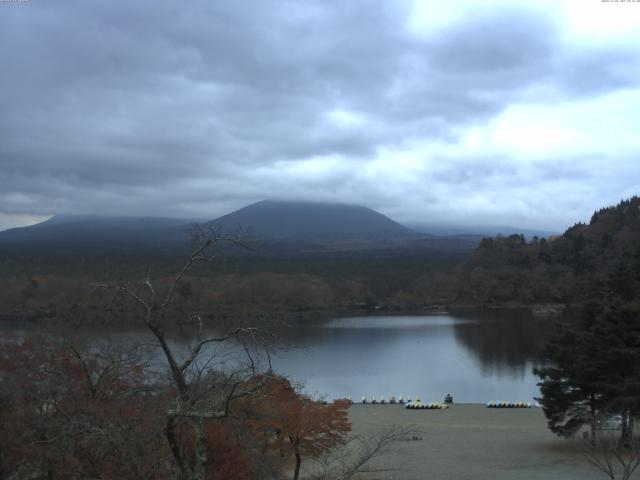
[271,313,548,403]
[2,312,549,403]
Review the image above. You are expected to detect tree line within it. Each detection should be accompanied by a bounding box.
[456,197,640,305]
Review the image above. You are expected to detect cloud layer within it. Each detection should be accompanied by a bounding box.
[1,0,639,230]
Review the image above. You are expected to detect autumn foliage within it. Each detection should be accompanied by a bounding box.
[176,421,255,480]
[242,376,351,479]
[0,334,167,479]
[0,335,352,480]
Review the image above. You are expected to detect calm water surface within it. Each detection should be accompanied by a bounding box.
[3,313,549,403]
[270,314,548,403]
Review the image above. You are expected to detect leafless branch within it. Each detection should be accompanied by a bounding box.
[582,434,640,480]
[309,426,421,480]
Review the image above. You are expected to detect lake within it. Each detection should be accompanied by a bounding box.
[269,313,548,403]
[2,312,550,404]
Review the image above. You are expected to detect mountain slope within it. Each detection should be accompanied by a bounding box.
[0,215,195,248]
[208,200,415,239]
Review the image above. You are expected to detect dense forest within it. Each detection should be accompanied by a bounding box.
[455,197,640,306]
[0,255,459,323]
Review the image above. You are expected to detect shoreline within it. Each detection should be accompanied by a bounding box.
[0,303,567,327]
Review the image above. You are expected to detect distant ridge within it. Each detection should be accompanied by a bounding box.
[406,222,557,239]
[208,200,415,239]
[0,201,482,257]
[0,215,195,247]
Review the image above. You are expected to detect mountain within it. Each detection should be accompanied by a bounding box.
[0,201,481,258]
[208,200,415,239]
[0,215,196,249]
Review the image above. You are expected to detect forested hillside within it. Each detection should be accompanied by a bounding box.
[454,197,640,305]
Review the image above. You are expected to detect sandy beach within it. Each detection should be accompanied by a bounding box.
[342,404,609,480]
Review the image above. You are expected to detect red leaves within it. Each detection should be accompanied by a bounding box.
[243,376,351,460]
[205,423,254,480]
[178,421,255,480]
[1,336,352,480]
[0,334,168,479]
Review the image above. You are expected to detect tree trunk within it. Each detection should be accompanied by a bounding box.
[590,401,598,447]
[193,417,207,480]
[621,411,631,447]
[151,323,193,478]
[292,438,302,480]
[165,416,188,479]
[149,323,190,401]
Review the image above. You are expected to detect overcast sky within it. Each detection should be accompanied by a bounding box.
[1,0,639,232]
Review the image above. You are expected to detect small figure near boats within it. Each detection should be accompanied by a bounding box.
[444,393,453,404]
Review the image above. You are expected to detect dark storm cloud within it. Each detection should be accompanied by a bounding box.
[0,0,638,226]
[428,10,555,74]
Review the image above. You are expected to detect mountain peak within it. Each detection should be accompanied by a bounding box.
[210,200,413,238]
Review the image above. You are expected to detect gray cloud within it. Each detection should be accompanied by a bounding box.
[0,0,638,230]
[427,10,555,75]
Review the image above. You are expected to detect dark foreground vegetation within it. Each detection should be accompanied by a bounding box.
[0,333,370,480]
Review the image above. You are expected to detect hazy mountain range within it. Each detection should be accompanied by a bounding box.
[406,223,556,239]
[0,200,552,256]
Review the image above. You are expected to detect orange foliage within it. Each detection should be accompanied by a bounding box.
[177,421,254,480]
[244,376,351,461]
[0,336,352,480]
[0,334,168,479]
[205,423,254,480]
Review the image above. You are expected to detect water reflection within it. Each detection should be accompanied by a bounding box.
[451,312,548,378]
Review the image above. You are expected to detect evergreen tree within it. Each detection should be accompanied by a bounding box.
[596,262,640,443]
[535,250,640,444]
[534,303,609,443]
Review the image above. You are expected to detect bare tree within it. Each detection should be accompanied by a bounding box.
[99,229,274,480]
[582,433,640,480]
[308,426,422,480]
